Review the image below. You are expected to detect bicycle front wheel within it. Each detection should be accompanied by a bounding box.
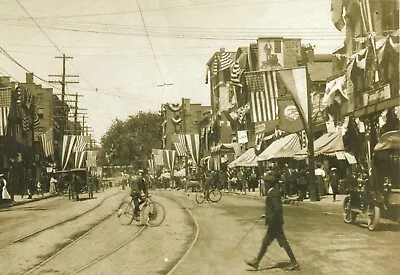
[209,189,222,202]
[147,201,166,227]
[196,191,206,204]
[117,201,134,225]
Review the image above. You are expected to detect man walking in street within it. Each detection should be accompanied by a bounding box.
[246,170,299,271]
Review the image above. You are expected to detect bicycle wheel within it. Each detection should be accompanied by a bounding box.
[117,201,134,225]
[196,191,206,204]
[147,201,166,227]
[209,189,222,202]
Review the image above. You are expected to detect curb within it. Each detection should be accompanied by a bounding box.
[0,194,56,209]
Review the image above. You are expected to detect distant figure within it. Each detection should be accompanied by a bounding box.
[72,174,82,201]
[36,180,44,197]
[1,174,11,203]
[315,164,326,196]
[49,174,58,195]
[329,167,339,202]
[87,176,94,199]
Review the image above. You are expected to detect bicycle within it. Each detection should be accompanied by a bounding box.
[117,195,166,226]
[196,187,222,204]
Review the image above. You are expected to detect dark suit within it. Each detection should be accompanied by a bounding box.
[265,187,284,227]
[254,183,297,264]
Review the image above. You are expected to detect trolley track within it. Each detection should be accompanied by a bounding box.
[23,193,198,275]
[70,193,199,274]
[0,190,122,251]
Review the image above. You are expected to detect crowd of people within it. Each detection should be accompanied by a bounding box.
[141,161,372,204]
[0,170,103,206]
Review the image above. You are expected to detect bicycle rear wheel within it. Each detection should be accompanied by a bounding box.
[147,201,166,227]
[196,191,206,204]
[209,189,222,202]
[117,201,134,225]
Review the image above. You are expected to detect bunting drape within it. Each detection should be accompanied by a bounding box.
[162,150,176,172]
[185,134,200,164]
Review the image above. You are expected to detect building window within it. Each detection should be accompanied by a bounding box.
[274,40,282,53]
[38,108,44,119]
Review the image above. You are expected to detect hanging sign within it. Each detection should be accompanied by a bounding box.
[237,130,248,144]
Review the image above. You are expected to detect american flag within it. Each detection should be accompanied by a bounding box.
[0,88,12,136]
[39,128,54,157]
[212,55,219,76]
[231,52,247,84]
[73,135,90,152]
[173,142,187,157]
[219,52,234,71]
[244,71,279,123]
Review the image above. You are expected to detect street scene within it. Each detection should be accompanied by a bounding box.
[0,0,399,275]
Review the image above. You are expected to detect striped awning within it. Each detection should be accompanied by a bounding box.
[258,134,300,161]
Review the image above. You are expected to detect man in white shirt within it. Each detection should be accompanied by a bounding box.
[49,174,58,195]
[315,164,326,197]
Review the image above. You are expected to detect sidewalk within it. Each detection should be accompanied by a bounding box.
[225,188,345,209]
[0,187,124,209]
[0,192,55,208]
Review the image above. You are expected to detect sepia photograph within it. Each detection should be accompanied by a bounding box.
[0,0,399,274]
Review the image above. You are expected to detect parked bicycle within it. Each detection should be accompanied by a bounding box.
[117,195,166,226]
[196,187,222,204]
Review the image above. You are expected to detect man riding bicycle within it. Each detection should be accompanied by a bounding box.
[130,170,149,218]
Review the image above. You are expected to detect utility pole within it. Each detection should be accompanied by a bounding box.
[306,65,318,202]
[182,97,188,192]
[49,54,79,138]
[82,115,85,135]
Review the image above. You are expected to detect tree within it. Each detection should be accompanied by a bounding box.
[100,112,162,169]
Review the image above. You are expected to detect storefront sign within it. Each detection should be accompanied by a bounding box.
[237,130,248,144]
[363,84,391,106]
[255,123,266,134]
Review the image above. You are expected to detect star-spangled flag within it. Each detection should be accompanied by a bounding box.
[173,142,187,157]
[0,88,12,136]
[244,71,279,123]
[73,135,90,152]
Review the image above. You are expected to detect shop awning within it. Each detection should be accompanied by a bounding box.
[211,143,241,156]
[374,130,400,151]
[295,131,347,159]
[257,134,300,161]
[228,148,257,168]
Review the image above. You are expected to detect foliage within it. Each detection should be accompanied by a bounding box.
[100,112,162,169]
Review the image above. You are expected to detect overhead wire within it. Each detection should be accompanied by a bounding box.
[135,0,165,84]
[14,0,115,131]
[14,0,63,54]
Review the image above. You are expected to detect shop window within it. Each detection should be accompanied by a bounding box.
[274,40,282,53]
[38,108,44,119]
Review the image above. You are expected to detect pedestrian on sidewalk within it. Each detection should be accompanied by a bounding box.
[49,174,58,195]
[249,168,258,192]
[329,167,339,202]
[1,174,11,204]
[246,171,299,271]
[36,180,44,197]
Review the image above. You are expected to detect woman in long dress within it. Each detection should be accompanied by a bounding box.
[1,175,11,202]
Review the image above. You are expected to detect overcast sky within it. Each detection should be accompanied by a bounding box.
[0,0,344,141]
